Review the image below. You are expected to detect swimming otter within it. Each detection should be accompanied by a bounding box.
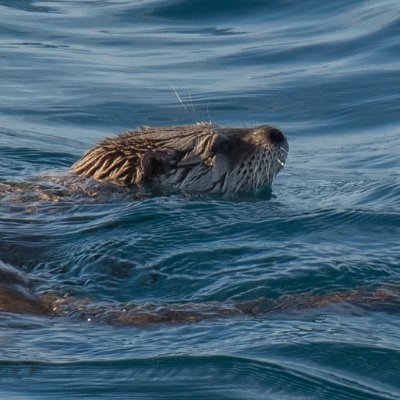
[1,260,399,325]
[73,123,289,193]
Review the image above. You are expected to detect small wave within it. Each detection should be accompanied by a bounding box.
[0,354,398,399]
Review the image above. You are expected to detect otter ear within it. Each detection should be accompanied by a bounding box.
[140,151,172,181]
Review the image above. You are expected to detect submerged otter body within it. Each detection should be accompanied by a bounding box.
[1,260,399,326]
[73,123,289,194]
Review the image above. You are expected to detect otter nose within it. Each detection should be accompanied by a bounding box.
[268,128,286,145]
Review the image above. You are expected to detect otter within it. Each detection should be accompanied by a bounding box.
[1,260,399,325]
[72,123,289,194]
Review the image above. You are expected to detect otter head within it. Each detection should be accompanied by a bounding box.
[73,124,288,194]
[162,125,289,193]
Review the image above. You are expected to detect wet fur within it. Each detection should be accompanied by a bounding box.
[73,123,289,194]
[1,261,399,326]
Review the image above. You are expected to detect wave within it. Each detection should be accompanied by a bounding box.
[0,354,398,399]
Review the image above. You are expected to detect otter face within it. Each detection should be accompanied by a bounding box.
[73,124,288,194]
[163,125,289,193]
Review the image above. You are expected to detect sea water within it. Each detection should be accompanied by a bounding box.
[0,1,399,399]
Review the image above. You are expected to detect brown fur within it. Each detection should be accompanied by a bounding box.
[73,123,289,193]
[1,258,399,325]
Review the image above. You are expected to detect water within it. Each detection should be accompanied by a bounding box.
[1,0,400,398]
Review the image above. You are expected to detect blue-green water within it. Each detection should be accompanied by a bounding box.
[1,0,400,399]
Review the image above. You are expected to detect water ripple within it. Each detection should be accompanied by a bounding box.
[0,354,398,399]
[1,0,400,398]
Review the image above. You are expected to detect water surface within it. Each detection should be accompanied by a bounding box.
[1,0,400,399]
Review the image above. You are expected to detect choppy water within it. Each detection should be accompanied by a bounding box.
[1,0,400,399]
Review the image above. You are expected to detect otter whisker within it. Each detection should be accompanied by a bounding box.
[253,154,261,191]
[171,85,187,110]
[276,157,285,167]
[188,93,195,113]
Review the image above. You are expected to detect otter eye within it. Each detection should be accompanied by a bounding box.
[214,140,230,155]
